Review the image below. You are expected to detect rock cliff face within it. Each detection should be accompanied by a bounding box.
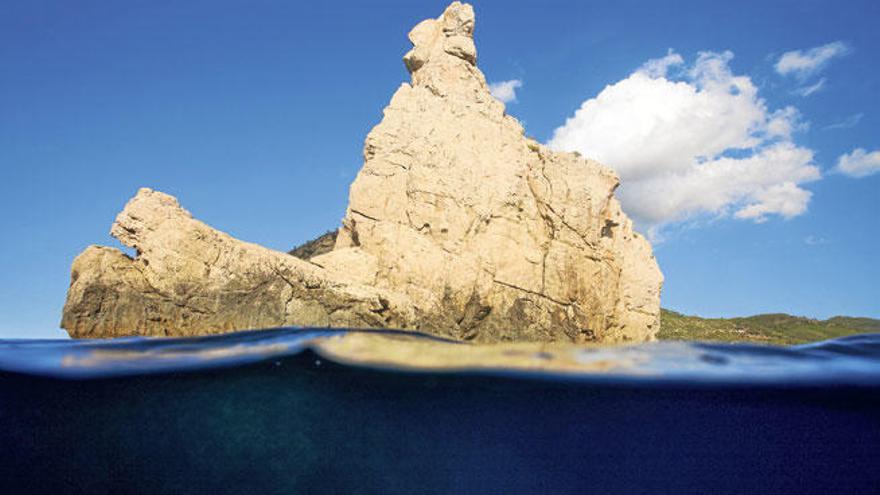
[61,2,662,342]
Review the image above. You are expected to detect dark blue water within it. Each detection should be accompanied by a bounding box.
[1,329,879,494]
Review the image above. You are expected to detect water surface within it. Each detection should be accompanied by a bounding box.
[1,329,878,493]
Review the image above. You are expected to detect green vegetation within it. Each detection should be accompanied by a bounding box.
[659,309,880,345]
[288,231,337,260]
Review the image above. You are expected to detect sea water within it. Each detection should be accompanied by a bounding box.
[1,329,879,494]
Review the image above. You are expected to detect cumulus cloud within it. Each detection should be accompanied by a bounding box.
[775,41,849,78]
[835,148,880,178]
[488,79,522,104]
[734,181,812,222]
[637,49,683,78]
[548,50,820,231]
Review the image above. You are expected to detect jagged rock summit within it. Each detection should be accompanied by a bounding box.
[61,2,663,343]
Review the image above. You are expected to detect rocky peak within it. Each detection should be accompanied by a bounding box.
[332,2,663,342]
[404,2,476,71]
[402,2,490,102]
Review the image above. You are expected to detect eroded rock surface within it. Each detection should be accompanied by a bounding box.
[61,189,415,338]
[62,2,662,342]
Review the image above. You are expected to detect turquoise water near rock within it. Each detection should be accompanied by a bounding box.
[1,329,879,493]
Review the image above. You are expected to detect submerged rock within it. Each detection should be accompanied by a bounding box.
[61,2,662,342]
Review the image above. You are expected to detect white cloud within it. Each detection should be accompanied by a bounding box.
[548,50,820,231]
[823,113,863,130]
[775,41,849,78]
[795,77,826,97]
[488,79,522,104]
[637,49,683,78]
[734,181,812,222]
[804,235,830,246]
[835,148,880,178]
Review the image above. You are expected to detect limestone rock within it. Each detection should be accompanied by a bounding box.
[61,2,662,343]
[326,1,663,342]
[61,189,414,338]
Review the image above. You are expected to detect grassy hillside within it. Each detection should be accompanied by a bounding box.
[659,309,880,345]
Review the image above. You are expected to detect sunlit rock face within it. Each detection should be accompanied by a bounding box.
[328,1,662,342]
[61,2,662,343]
[61,189,418,338]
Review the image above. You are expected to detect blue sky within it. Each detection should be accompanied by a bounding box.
[1,0,878,338]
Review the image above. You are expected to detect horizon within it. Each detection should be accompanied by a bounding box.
[1,0,878,338]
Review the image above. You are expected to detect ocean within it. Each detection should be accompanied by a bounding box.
[1,329,879,494]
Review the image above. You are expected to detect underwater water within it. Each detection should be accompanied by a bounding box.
[1,329,879,494]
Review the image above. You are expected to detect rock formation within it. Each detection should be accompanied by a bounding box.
[61,189,417,337]
[61,2,663,343]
